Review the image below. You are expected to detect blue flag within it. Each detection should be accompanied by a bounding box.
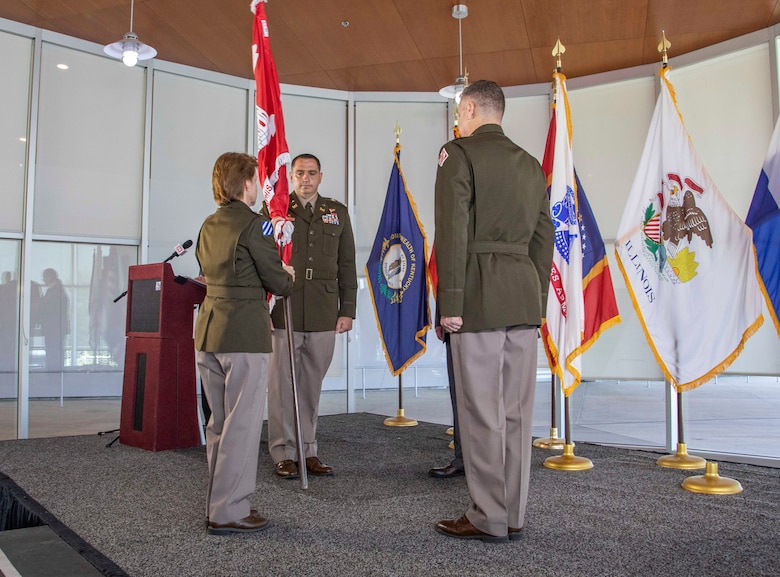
[746,118,780,337]
[366,145,431,375]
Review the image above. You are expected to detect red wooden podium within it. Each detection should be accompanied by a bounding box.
[119,263,205,451]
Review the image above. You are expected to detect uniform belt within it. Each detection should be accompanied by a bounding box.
[468,241,529,255]
[305,268,337,281]
[206,285,265,299]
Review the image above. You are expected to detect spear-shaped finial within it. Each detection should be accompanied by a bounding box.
[394,121,402,145]
[552,38,566,72]
[658,30,671,67]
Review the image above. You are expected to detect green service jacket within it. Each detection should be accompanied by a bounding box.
[434,123,554,332]
[195,200,293,353]
[265,193,357,332]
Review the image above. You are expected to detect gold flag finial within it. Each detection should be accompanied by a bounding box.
[658,30,671,67]
[394,121,402,145]
[552,38,566,72]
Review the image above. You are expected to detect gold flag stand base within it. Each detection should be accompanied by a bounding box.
[682,462,743,495]
[656,443,706,470]
[446,427,454,436]
[543,443,593,471]
[533,427,567,450]
[384,409,417,427]
[448,440,455,450]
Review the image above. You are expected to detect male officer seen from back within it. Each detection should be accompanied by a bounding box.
[264,153,357,479]
[433,80,554,543]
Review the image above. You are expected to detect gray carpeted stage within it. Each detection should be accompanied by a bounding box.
[0,413,778,577]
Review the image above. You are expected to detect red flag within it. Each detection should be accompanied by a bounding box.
[252,0,292,263]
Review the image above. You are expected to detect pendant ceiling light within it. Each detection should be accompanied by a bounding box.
[103,0,157,67]
[438,4,469,102]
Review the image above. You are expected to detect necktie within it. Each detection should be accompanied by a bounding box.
[305,203,313,216]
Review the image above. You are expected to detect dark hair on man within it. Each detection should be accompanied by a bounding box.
[461,80,505,118]
[212,152,257,206]
[291,153,321,171]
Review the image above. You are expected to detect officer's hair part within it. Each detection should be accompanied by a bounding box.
[212,152,258,206]
[291,153,321,172]
[461,80,505,119]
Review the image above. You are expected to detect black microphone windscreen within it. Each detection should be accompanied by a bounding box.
[182,239,193,249]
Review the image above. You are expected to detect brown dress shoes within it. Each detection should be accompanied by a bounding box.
[508,527,524,541]
[305,456,333,476]
[275,459,299,479]
[435,515,508,543]
[208,512,270,535]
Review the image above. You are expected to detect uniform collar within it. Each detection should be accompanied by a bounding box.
[470,123,504,137]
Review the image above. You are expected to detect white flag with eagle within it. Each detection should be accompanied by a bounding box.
[614,67,763,392]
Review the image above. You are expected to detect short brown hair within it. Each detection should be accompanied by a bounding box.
[461,80,505,118]
[212,152,257,206]
[291,153,321,171]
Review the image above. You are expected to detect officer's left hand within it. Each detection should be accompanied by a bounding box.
[335,316,353,334]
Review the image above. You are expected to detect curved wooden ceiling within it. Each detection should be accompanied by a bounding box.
[2,0,780,92]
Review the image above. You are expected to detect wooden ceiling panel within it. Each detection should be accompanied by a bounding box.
[18,0,125,22]
[647,0,778,34]
[324,60,437,92]
[268,0,421,70]
[531,39,646,84]
[0,0,777,92]
[521,0,649,48]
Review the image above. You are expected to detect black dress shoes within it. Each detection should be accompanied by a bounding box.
[508,527,524,541]
[428,463,465,478]
[435,515,508,543]
[305,456,333,476]
[208,513,270,535]
[275,459,299,479]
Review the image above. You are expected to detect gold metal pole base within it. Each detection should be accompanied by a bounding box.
[448,440,455,450]
[384,409,418,427]
[682,462,743,495]
[656,443,706,470]
[543,444,593,471]
[446,427,454,436]
[533,427,567,450]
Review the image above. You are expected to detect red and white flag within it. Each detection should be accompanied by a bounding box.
[252,0,292,263]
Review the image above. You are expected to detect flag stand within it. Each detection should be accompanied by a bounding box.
[543,395,592,471]
[533,374,566,449]
[283,298,308,490]
[682,461,743,495]
[384,373,417,427]
[446,426,454,450]
[656,391,705,470]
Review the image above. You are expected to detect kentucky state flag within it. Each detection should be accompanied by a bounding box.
[541,72,620,397]
[252,0,292,263]
[366,145,431,375]
[746,117,780,337]
[615,67,764,392]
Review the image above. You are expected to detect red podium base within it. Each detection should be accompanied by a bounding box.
[119,337,200,451]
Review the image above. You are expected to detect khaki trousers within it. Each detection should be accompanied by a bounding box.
[267,329,335,463]
[450,326,537,536]
[197,351,269,524]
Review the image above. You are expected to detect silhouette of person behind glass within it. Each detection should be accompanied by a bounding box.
[39,268,70,371]
[0,272,18,372]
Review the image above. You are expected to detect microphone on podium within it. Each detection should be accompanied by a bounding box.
[163,239,193,263]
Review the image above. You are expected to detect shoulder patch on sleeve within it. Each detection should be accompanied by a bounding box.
[438,147,449,167]
[261,220,274,236]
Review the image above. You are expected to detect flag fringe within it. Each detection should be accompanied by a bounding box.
[754,244,780,338]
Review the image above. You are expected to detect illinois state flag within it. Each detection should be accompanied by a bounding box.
[252,0,292,263]
[615,67,764,392]
[366,145,431,375]
[541,72,619,396]
[746,117,780,337]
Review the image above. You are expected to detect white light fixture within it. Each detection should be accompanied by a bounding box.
[103,0,157,67]
[439,4,468,102]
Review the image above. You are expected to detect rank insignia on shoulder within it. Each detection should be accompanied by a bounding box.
[261,221,274,236]
[322,213,340,225]
[438,147,449,166]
